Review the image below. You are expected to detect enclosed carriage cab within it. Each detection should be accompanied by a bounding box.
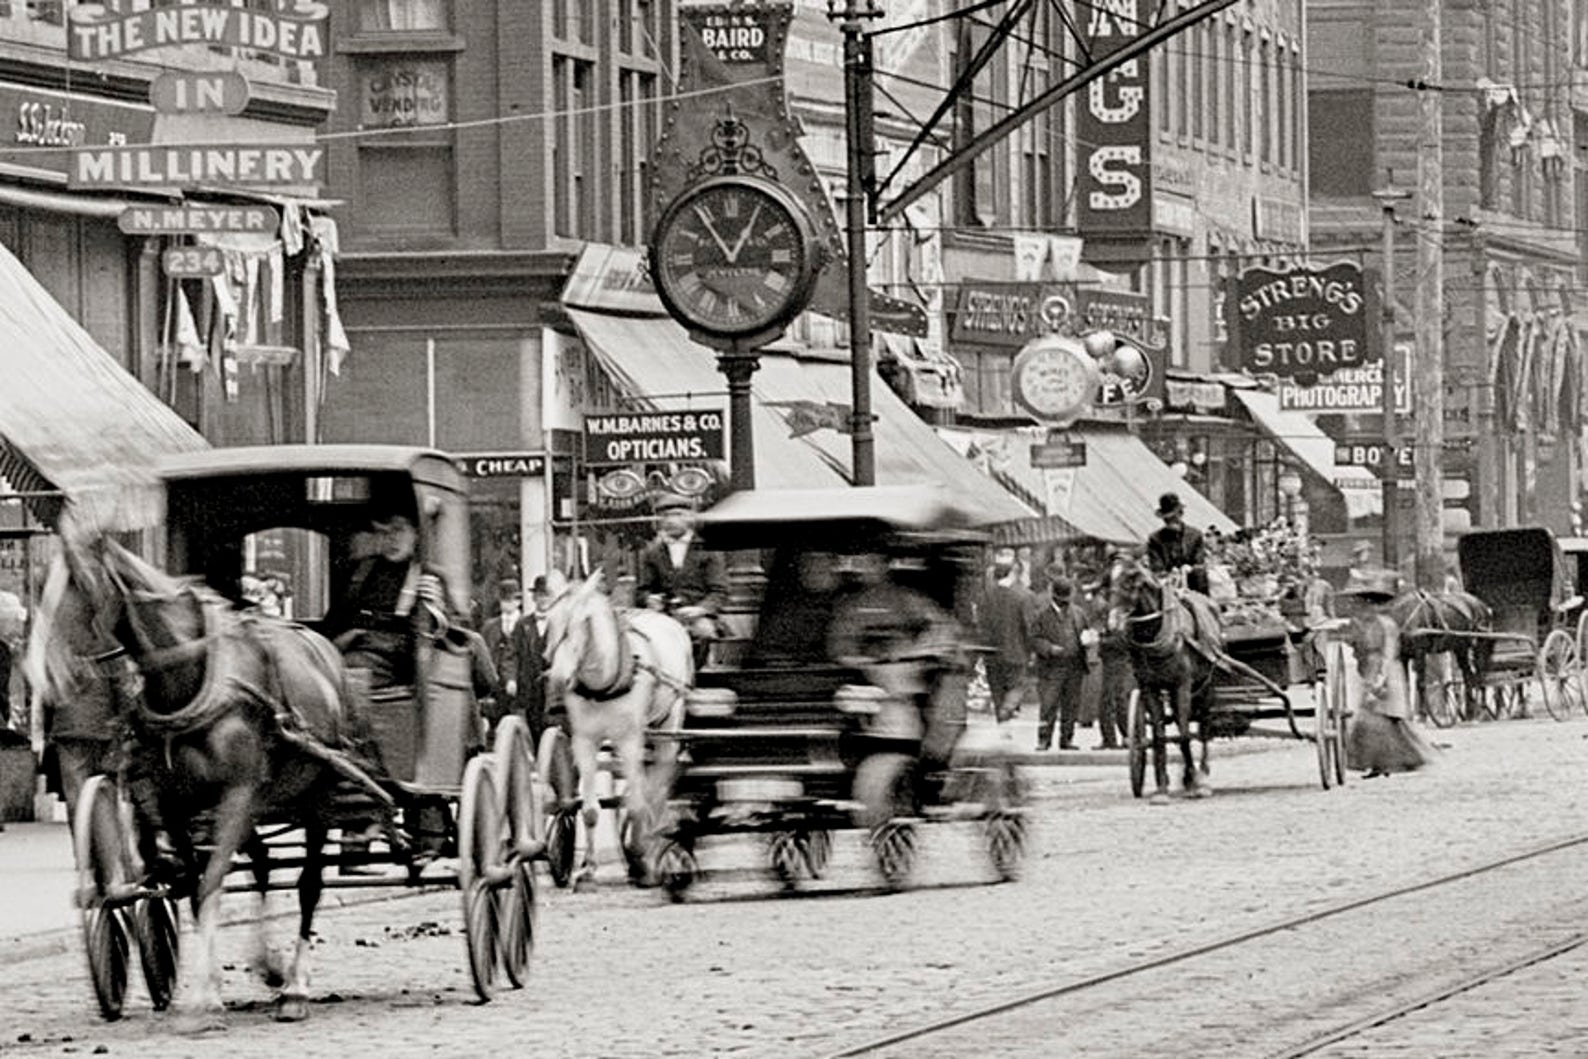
[1457,526,1571,672]
[156,445,479,792]
[672,486,985,824]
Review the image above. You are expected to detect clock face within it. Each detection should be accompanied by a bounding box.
[653,177,816,339]
[1012,338,1098,422]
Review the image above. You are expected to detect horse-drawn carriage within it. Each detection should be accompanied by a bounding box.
[63,445,542,1021]
[1421,527,1586,722]
[645,485,1029,899]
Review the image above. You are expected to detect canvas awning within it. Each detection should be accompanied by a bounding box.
[0,240,207,529]
[1231,388,1381,519]
[938,425,1236,544]
[564,308,1031,523]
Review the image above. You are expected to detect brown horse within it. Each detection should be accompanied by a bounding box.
[39,529,370,1024]
[1110,559,1222,804]
[1388,589,1494,721]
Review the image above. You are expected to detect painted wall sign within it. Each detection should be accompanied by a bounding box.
[2,84,150,175]
[119,204,279,235]
[949,282,1047,347]
[1276,359,1411,414]
[1229,262,1375,377]
[70,144,323,188]
[1334,442,1414,479]
[149,70,251,116]
[584,409,727,465]
[456,451,548,479]
[697,8,770,64]
[1075,0,1151,235]
[361,62,449,128]
[67,2,329,62]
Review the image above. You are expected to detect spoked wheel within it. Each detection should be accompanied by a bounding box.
[767,831,804,889]
[1328,651,1349,788]
[618,809,651,887]
[1126,690,1146,798]
[1432,671,1464,729]
[458,755,502,1002]
[985,810,1027,882]
[495,861,536,990]
[74,775,137,1021]
[493,717,542,863]
[133,896,180,1012]
[653,838,698,902]
[1537,629,1580,721]
[855,753,919,891]
[536,728,578,889]
[1577,610,1588,715]
[803,829,832,879]
[1316,643,1346,790]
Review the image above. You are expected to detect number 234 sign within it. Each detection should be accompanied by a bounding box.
[162,246,224,278]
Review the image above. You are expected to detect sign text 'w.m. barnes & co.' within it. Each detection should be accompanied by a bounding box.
[1228,262,1375,378]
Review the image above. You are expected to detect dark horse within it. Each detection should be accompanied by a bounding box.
[1388,589,1494,722]
[38,527,378,1024]
[1110,559,1223,804]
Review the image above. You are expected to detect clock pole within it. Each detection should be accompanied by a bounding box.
[719,347,760,492]
[831,0,883,486]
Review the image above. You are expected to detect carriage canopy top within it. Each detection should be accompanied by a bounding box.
[696,485,987,553]
[1457,527,1567,609]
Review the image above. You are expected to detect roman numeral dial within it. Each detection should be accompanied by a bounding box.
[650,175,823,341]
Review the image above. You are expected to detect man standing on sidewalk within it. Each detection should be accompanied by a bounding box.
[976,546,1035,725]
[1031,571,1091,751]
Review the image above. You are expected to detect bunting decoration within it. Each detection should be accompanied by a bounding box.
[764,399,855,439]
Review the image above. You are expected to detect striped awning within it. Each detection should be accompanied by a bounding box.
[0,241,207,529]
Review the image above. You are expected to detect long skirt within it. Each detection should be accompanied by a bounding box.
[1346,708,1434,774]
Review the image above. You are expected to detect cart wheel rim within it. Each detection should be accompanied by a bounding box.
[464,879,498,1001]
[655,840,697,901]
[1126,690,1146,798]
[985,811,1026,881]
[872,821,918,889]
[86,908,130,1021]
[135,898,180,1012]
[546,809,577,889]
[492,717,540,850]
[496,862,535,989]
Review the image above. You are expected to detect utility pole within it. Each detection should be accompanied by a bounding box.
[1412,0,1445,589]
[829,0,883,487]
[1372,183,1411,570]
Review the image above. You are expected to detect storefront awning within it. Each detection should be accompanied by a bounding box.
[938,425,1236,544]
[0,241,207,528]
[1231,389,1382,519]
[564,308,1031,523]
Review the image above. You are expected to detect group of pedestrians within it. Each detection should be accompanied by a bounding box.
[973,543,1136,753]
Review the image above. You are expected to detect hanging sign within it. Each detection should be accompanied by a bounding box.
[161,246,224,278]
[119,204,279,236]
[583,409,727,465]
[67,2,329,62]
[1074,0,1152,236]
[1228,262,1376,378]
[456,451,548,479]
[70,144,323,188]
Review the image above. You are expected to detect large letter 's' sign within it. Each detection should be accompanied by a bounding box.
[1075,0,1151,236]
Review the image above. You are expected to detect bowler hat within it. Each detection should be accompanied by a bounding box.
[497,577,521,600]
[1340,567,1400,602]
[1156,492,1184,518]
[653,492,693,513]
[1048,577,1074,602]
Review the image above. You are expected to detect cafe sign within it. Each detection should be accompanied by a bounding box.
[1229,262,1376,378]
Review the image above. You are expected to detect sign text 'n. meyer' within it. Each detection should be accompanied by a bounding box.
[71,145,323,189]
[118,204,279,236]
[584,410,726,465]
[67,2,328,62]
[1230,262,1375,377]
[1075,0,1151,235]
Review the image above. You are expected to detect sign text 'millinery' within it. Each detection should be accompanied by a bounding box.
[68,2,328,62]
[71,145,323,188]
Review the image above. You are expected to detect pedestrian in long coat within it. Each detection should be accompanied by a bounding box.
[1031,571,1091,751]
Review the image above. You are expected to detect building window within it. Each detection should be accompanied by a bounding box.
[552,54,597,239]
[618,0,657,58]
[1258,38,1271,164]
[1275,42,1287,170]
[356,58,453,233]
[1240,28,1253,157]
[358,0,447,33]
[1224,21,1237,151]
[1309,90,1373,196]
[553,0,595,44]
[1156,49,1170,134]
[1191,23,1204,141]
[618,69,658,245]
[1291,45,1302,174]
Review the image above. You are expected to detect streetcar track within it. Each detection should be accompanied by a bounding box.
[822,828,1588,1058]
[1267,930,1588,1058]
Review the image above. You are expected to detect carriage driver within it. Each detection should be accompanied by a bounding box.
[323,511,447,690]
[637,493,729,668]
[827,550,968,796]
[1146,492,1210,596]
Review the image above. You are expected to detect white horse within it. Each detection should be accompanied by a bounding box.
[542,572,694,890]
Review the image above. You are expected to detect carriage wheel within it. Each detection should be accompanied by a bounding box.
[767,831,804,889]
[619,810,650,887]
[854,753,917,830]
[458,756,502,1002]
[1329,656,1350,788]
[1537,630,1580,722]
[1316,643,1343,790]
[496,861,535,990]
[1576,610,1588,713]
[133,897,179,1012]
[802,829,833,879]
[984,811,1027,882]
[74,775,136,1021]
[653,839,697,902]
[1125,690,1146,798]
[871,821,919,891]
[1433,676,1464,728]
[535,728,578,888]
[492,716,541,860]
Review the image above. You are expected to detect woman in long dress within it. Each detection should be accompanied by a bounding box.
[1339,568,1435,776]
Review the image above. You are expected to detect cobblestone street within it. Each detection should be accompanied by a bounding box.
[5,715,1588,1058]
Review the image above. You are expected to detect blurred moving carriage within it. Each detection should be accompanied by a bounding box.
[1406,527,1588,725]
[73,446,544,1019]
[646,486,1031,900]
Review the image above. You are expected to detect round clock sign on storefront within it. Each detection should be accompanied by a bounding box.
[1011,333,1101,425]
[650,174,823,345]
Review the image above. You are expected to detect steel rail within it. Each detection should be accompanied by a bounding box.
[1268,930,1588,1058]
[822,828,1588,1058]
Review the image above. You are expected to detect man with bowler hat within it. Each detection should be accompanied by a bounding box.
[638,492,729,667]
[1031,567,1092,751]
[1147,492,1209,595]
[483,576,527,727]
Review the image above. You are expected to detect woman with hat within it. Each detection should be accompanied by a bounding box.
[1146,492,1209,595]
[1338,567,1433,776]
